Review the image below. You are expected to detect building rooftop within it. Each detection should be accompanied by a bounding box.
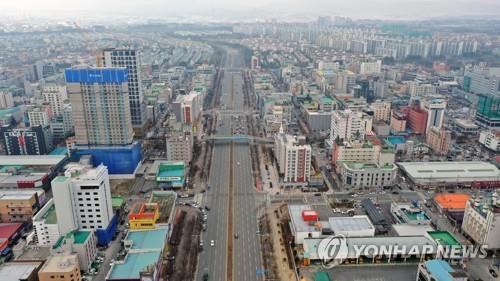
[73,231,91,244]
[427,231,461,247]
[157,161,185,178]
[304,235,437,260]
[107,227,168,280]
[328,215,374,232]
[0,261,42,280]
[289,205,321,233]
[386,136,406,145]
[392,224,434,236]
[44,204,58,224]
[424,259,467,281]
[49,147,68,155]
[0,155,66,167]
[126,228,168,250]
[398,161,500,184]
[434,194,470,210]
[107,251,160,280]
[111,195,124,209]
[39,254,78,273]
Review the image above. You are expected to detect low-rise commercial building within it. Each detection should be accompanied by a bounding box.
[328,215,375,237]
[452,118,479,136]
[478,130,500,152]
[38,254,81,281]
[398,161,500,188]
[303,235,437,264]
[338,162,397,189]
[288,205,321,245]
[0,222,23,251]
[461,190,500,249]
[0,190,40,223]
[106,227,168,281]
[128,203,160,230]
[416,259,467,281]
[52,230,98,272]
[391,202,431,225]
[154,161,185,189]
[0,261,43,281]
[434,193,470,213]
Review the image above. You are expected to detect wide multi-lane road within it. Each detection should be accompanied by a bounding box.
[197,46,264,281]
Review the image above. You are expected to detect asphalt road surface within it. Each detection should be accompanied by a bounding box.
[197,46,263,281]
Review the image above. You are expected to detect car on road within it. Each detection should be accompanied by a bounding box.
[210,240,215,247]
[237,161,240,165]
[203,273,209,281]
[234,234,239,239]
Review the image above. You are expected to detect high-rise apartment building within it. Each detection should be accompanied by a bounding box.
[359,60,381,75]
[475,94,500,129]
[27,108,50,127]
[42,85,68,117]
[65,68,134,146]
[425,126,452,154]
[464,67,500,96]
[166,130,193,164]
[51,163,115,245]
[0,125,53,155]
[274,130,312,184]
[330,109,372,143]
[370,100,391,122]
[0,91,14,109]
[335,71,356,93]
[171,92,204,124]
[423,98,447,134]
[98,48,146,133]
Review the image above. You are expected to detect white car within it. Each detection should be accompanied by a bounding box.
[210,240,215,247]
[237,162,240,165]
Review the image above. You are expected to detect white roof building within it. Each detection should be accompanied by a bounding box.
[328,215,375,237]
[398,161,500,186]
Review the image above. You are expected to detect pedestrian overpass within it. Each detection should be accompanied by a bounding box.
[202,134,274,144]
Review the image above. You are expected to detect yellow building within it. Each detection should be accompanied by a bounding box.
[128,202,160,230]
[38,254,81,281]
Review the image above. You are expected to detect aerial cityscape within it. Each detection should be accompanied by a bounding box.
[0,1,500,281]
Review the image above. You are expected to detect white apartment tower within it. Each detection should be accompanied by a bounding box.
[98,48,146,132]
[42,85,68,117]
[359,60,382,75]
[51,163,113,234]
[275,128,312,183]
[27,109,50,127]
[330,109,371,143]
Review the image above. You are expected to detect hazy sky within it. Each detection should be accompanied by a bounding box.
[2,0,500,20]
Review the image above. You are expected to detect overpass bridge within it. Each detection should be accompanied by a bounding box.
[203,108,259,116]
[201,134,274,144]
